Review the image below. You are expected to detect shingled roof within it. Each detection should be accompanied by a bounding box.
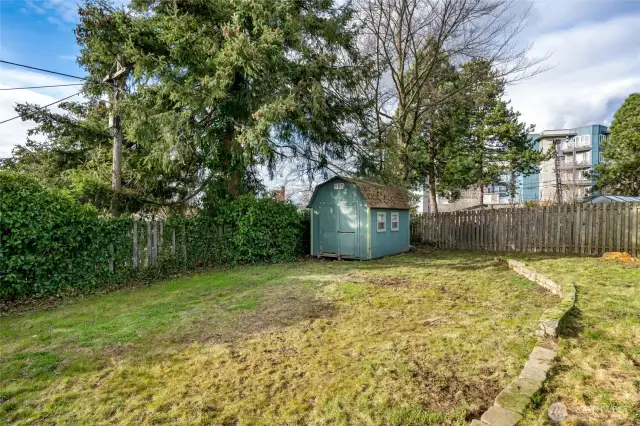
[307,176,410,209]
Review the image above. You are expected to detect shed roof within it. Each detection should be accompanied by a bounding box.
[589,195,640,203]
[306,176,410,209]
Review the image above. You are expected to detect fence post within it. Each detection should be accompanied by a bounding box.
[147,221,153,266]
[632,204,638,257]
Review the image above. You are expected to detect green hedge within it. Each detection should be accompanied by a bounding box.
[0,172,306,300]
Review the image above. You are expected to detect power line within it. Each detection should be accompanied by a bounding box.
[0,91,83,125]
[0,59,87,80]
[0,83,85,91]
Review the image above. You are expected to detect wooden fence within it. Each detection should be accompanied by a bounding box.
[411,203,640,256]
[107,220,189,274]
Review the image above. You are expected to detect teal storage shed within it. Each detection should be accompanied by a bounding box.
[307,177,411,259]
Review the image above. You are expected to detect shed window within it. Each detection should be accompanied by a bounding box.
[376,212,386,232]
[390,212,399,231]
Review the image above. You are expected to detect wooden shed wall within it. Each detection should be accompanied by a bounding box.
[310,178,369,259]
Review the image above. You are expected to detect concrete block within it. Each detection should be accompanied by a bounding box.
[530,346,557,362]
[539,319,560,337]
[481,406,522,426]
[494,386,531,414]
[470,420,489,426]
[524,358,553,373]
[519,363,547,382]
[510,377,543,398]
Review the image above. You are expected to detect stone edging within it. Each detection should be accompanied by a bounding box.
[470,259,577,426]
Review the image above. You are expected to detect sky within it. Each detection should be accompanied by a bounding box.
[1,0,640,188]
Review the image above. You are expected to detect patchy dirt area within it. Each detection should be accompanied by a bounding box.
[0,252,557,425]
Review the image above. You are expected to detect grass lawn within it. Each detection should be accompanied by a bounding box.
[0,251,557,425]
[516,255,640,426]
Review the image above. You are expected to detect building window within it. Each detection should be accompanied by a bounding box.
[390,212,399,231]
[376,212,386,232]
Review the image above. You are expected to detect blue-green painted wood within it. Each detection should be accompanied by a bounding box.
[310,178,368,259]
[369,209,410,259]
[309,177,410,260]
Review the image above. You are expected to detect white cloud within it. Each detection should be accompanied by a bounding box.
[0,69,83,158]
[506,5,640,130]
[25,0,78,24]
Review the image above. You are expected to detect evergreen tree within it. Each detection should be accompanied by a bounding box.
[594,93,640,195]
[462,60,541,205]
[4,0,369,212]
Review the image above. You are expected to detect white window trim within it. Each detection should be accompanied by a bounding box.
[376,212,386,232]
[390,212,399,231]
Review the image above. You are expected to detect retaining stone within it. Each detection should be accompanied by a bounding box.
[510,377,543,398]
[539,319,560,337]
[481,406,523,426]
[530,347,557,361]
[524,357,553,373]
[519,363,547,382]
[471,260,576,425]
[494,386,531,414]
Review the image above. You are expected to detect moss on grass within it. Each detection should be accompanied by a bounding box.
[0,252,556,425]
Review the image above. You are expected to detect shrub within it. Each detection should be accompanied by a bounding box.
[0,172,130,298]
[1,172,307,300]
[215,196,305,264]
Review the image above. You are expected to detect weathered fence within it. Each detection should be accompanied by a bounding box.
[108,219,190,274]
[411,203,640,256]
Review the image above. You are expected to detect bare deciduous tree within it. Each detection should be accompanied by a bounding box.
[356,0,548,213]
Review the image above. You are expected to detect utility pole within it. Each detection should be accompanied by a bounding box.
[104,56,127,217]
[555,138,565,204]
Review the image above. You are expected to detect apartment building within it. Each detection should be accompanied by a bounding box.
[519,124,609,203]
[416,124,609,213]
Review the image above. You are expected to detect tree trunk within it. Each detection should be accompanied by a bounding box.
[428,173,438,215]
[110,70,125,217]
[222,130,240,197]
[478,185,484,207]
[426,129,438,214]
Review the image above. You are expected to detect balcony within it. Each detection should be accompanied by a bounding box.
[558,159,591,169]
[559,141,592,152]
[564,178,592,186]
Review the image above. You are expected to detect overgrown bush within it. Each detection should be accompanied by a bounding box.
[1,172,307,301]
[215,196,305,264]
[0,172,126,299]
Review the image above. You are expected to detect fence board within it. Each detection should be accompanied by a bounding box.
[411,203,640,256]
[633,205,638,257]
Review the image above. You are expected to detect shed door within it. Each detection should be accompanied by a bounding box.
[319,203,359,257]
[320,205,339,254]
[338,203,358,257]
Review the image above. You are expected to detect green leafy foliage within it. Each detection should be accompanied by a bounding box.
[214,196,305,265]
[0,172,129,299]
[1,172,306,300]
[594,93,640,195]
